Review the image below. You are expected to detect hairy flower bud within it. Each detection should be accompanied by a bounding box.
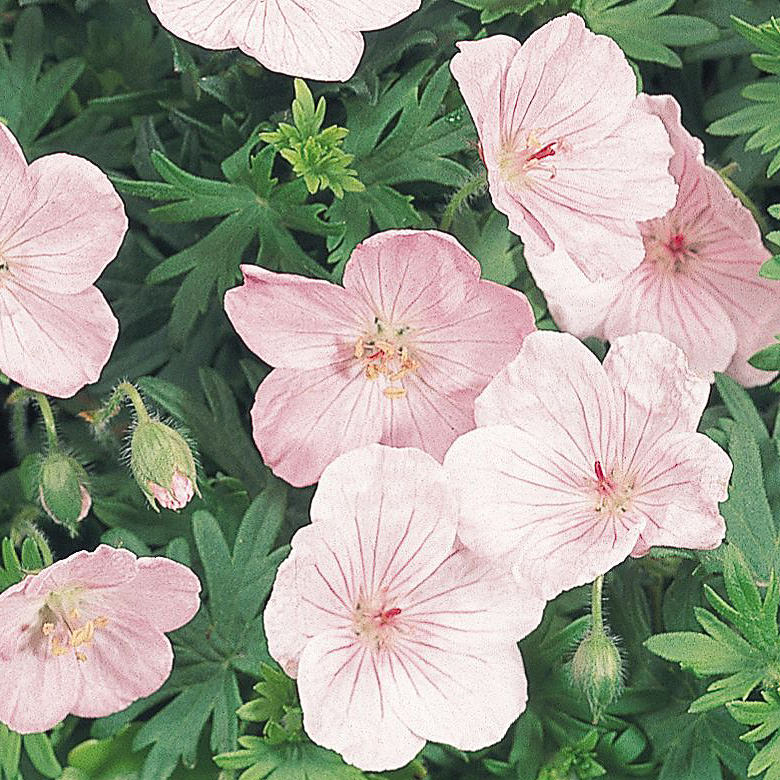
[38,452,91,532]
[130,420,199,511]
[571,627,623,723]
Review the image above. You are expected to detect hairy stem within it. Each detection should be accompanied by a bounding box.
[440,172,487,232]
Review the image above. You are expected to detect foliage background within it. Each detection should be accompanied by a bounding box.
[1,0,780,777]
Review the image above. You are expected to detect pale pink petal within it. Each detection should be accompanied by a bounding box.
[399,546,544,646]
[297,630,425,772]
[0,650,78,733]
[380,379,477,462]
[4,154,127,294]
[109,557,201,633]
[28,546,137,597]
[342,231,478,327]
[0,125,33,241]
[147,0,252,51]
[250,2,365,81]
[603,264,737,380]
[264,554,310,677]
[522,241,617,338]
[148,0,419,81]
[412,279,535,395]
[308,445,458,599]
[475,331,617,465]
[250,362,385,487]
[451,16,676,280]
[727,304,780,387]
[630,431,730,555]
[389,641,527,752]
[70,616,174,718]
[0,281,118,398]
[0,583,44,661]
[445,425,639,599]
[224,265,366,369]
[448,35,520,169]
[521,105,677,279]
[603,333,713,473]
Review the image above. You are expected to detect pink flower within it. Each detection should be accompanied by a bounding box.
[450,14,677,282]
[146,0,420,81]
[264,444,544,771]
[224,229,535,487]
[0,545,200,734]
[524,95,777,387]
[444,331,732,601]
[0,125,126,398]
[148,470,195,511]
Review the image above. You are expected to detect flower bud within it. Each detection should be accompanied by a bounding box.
[130,419,199,511]
[571,627,623,722]
[38,452,91,532]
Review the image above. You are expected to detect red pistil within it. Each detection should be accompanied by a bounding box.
[376,607,402,624]
[594,460,606,483]
[669,233,685,252]
[528,142,556,162]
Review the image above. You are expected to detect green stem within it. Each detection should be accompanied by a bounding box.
[90,381,151,428]
[591,575,605,633]
[6,388,59,450]
[440,172,487,232]
[34,393,59,449]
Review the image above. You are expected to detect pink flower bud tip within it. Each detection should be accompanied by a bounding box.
[147,471,195,511]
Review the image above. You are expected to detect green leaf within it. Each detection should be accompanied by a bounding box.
[326,60,472,274]
[448,0,552,24]
[576,0,719,68]
[707,16,780,176]
[646,546,780,715]
[113,137,338,344]
[0,7,85,147]
[720,426,777,582]
[214,735,366,779]
[729,690,780,780]
[62,724,214,780]
[0,725,61,780]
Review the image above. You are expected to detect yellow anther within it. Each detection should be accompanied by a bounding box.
[75,651,87,662]
[383,387,408,400]
[51,639,68,657]
[353,338,364,359]
[365,364,380,380]
[94,616,108,628]
[390,368,411,381]
[42,622,54,636]
[374,340,396,356]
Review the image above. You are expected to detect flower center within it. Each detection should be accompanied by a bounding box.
[643,224,697,274]
[39,589,108,663]
[592,460,634,514]
[499,130,560,191]
[354,317,419,400]
[352,593,403,649]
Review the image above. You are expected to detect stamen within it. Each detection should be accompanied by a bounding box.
[669,233,685,252]
[383,387,407,400]
[381,608,402,621]
[41,622,54,636]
